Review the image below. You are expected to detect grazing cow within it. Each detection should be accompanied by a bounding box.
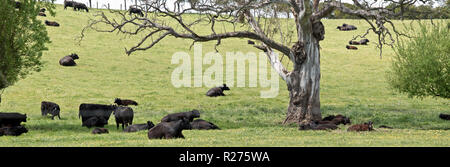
[38,12,46,17]
[45,20,60,27]
[79,103,117,124]
[129,7,144,17]
[161,109,200,122]
[191,119,220,130]
[92,128,109,134]
[0,125,28,136]
[0,112,27,127]
[41,101,61,120]
[124,121,155,133]
[64,0,76,10]
[74,2,89,12]
[206,84,230,97]
[113,106,134,129]
[114,98,138,106]
[347,121,374,132]
[82,116,108,128]
[148,117,192,139]
[439,113,450,120]
[40,8,46,12]
[346,45,358,50]
[59,53,79,66]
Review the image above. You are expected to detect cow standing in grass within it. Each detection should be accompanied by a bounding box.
[114,106,134,129]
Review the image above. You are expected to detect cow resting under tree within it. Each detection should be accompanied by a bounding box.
[81,0,429,129]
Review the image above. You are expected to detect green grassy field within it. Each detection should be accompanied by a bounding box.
[0,6,448,147]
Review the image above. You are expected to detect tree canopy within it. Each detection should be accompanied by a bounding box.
[0,0,55,92]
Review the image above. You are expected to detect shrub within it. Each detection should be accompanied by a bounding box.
[387,21,449,99]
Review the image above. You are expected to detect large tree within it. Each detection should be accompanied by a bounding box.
[0,0,55,101]
[81,0,430,128]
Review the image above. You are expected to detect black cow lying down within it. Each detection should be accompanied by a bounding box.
[349,39,369,45]
[114,98,138,106]
[0,112,27,127]
[0,125,28,136]
[206,84,230,97]
[38,12,46,17]
[41,101,61,120]
[123,121,155,133]
[440,113,450,120]
[148,117,192,139]
[59,53,79,66]
[191,119,220,130]
[82,117,108,128]
[45,20,60,27]
[161,109,200,122]
[337,23,357,31]
[92,128,109,134]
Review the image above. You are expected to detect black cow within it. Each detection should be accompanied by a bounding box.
[79,103,117,124]
[45,20,60,27]
[161,110,200,122]
[0,125,28,136]
[41,101,61,120]
[114,106,134,129]
[191,119,220,130]
[298,121,338,130]
[148,117,192,139]
[15,1,21,9]
[114,98,138,106]
[59,53,79,66]
[321,114,351,125]
[74,2,89,12]
[0,112,27,127]
[129,7,144,17]
[38,12,46,17]
[349,39,369,45]
[82,116,108,128]
[124,121,155,133]
[64,0,76,10]
[40,8,46,12]
[439,113,450,120]
[337,23,357,31]
[92,128,109,134]
[206,84,230,97]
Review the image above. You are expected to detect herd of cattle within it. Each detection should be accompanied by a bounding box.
[4,1,449,139]
[335,23,371,50]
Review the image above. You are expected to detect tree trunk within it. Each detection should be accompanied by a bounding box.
[283,34,322,127]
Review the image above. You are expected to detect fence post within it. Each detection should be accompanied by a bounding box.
[89,0,92,8]
[96,1,98,9]
[124,0,127,10]
[108,3,110,9]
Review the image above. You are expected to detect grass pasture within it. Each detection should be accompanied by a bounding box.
[0,6,449,147]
